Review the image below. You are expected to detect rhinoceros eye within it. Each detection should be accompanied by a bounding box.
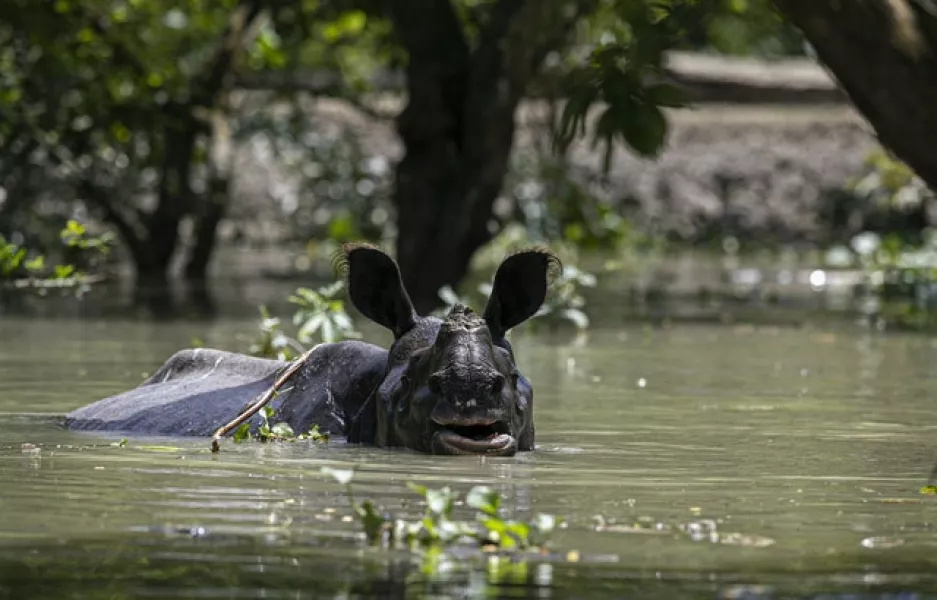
[400,373,411,391]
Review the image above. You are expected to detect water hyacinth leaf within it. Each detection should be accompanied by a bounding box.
[307,424,329,442]
[466,486,500,516]
[505,521,531,546]
[271,422,295,438]
[435,519,463,542]
[356,499,386,542]
[406,482,428,498]
[321,466,355,485]
[480,517,508,545]
[232,422,251,442]
[424,487,456,518]
[420,516,437,540]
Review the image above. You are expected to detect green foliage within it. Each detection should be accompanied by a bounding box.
[820,151,937,331]
[921,486,937,495]
[0,219,113,294]
[506,151,634,251]
[290,281,361,345]
[231,406,330,444]
[321,467,561,552]
[553,0,803,172]
[0,0,808,301]
[439,224,598,330]
[849,150,935,212]
[234,105,395,248]
[250,281,361,361]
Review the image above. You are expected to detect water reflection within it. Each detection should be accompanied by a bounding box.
[1,284,937,597]
[1,533,936,600]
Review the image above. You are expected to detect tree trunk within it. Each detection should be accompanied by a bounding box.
[184,183,228,282]
[389,0,596,314]
[185,113,232,283]
[773,0,937,190]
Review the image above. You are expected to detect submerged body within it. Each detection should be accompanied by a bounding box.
[65,243,559,456]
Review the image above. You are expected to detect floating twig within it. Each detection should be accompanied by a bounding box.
[210,343,322,452]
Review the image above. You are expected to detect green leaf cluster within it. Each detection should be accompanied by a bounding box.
[249,281,361,361]
[232,407,330,444]
[321,468,561,552]
[0,219,112,294]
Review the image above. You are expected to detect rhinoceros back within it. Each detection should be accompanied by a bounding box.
[64,348,286,436]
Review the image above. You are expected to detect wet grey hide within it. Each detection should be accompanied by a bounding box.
[64,243,561,456]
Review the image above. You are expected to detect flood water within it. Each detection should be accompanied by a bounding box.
[1,275,936,598]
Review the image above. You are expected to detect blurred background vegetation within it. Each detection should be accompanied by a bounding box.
[2,0,936,336]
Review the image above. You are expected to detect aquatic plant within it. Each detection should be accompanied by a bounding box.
[436,227,597,330]
[827,228,937,331]
[321,467,560,552]
[250,280,361,361]
[211,343,328,452]
[230,407,330,444]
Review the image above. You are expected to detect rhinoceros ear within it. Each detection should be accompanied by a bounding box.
[335,243,417,338]
[483,247,562,340]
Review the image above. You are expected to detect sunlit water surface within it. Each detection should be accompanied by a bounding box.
[1,309,936,599]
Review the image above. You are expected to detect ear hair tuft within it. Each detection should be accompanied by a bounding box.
[331,241,384,282]
[504,245,564,289]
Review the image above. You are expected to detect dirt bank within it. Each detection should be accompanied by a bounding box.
[555,103,890,246]
[223,95,903,252]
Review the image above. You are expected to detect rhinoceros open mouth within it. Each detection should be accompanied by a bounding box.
[431,419,516,456]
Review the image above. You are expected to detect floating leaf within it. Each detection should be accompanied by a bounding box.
[466,486,500,516]
[356,499,386,543]
[271,422,295,439]
[306,424,329,443]
[504,520,531,547]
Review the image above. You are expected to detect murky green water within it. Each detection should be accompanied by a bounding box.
[1,307,936,598]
